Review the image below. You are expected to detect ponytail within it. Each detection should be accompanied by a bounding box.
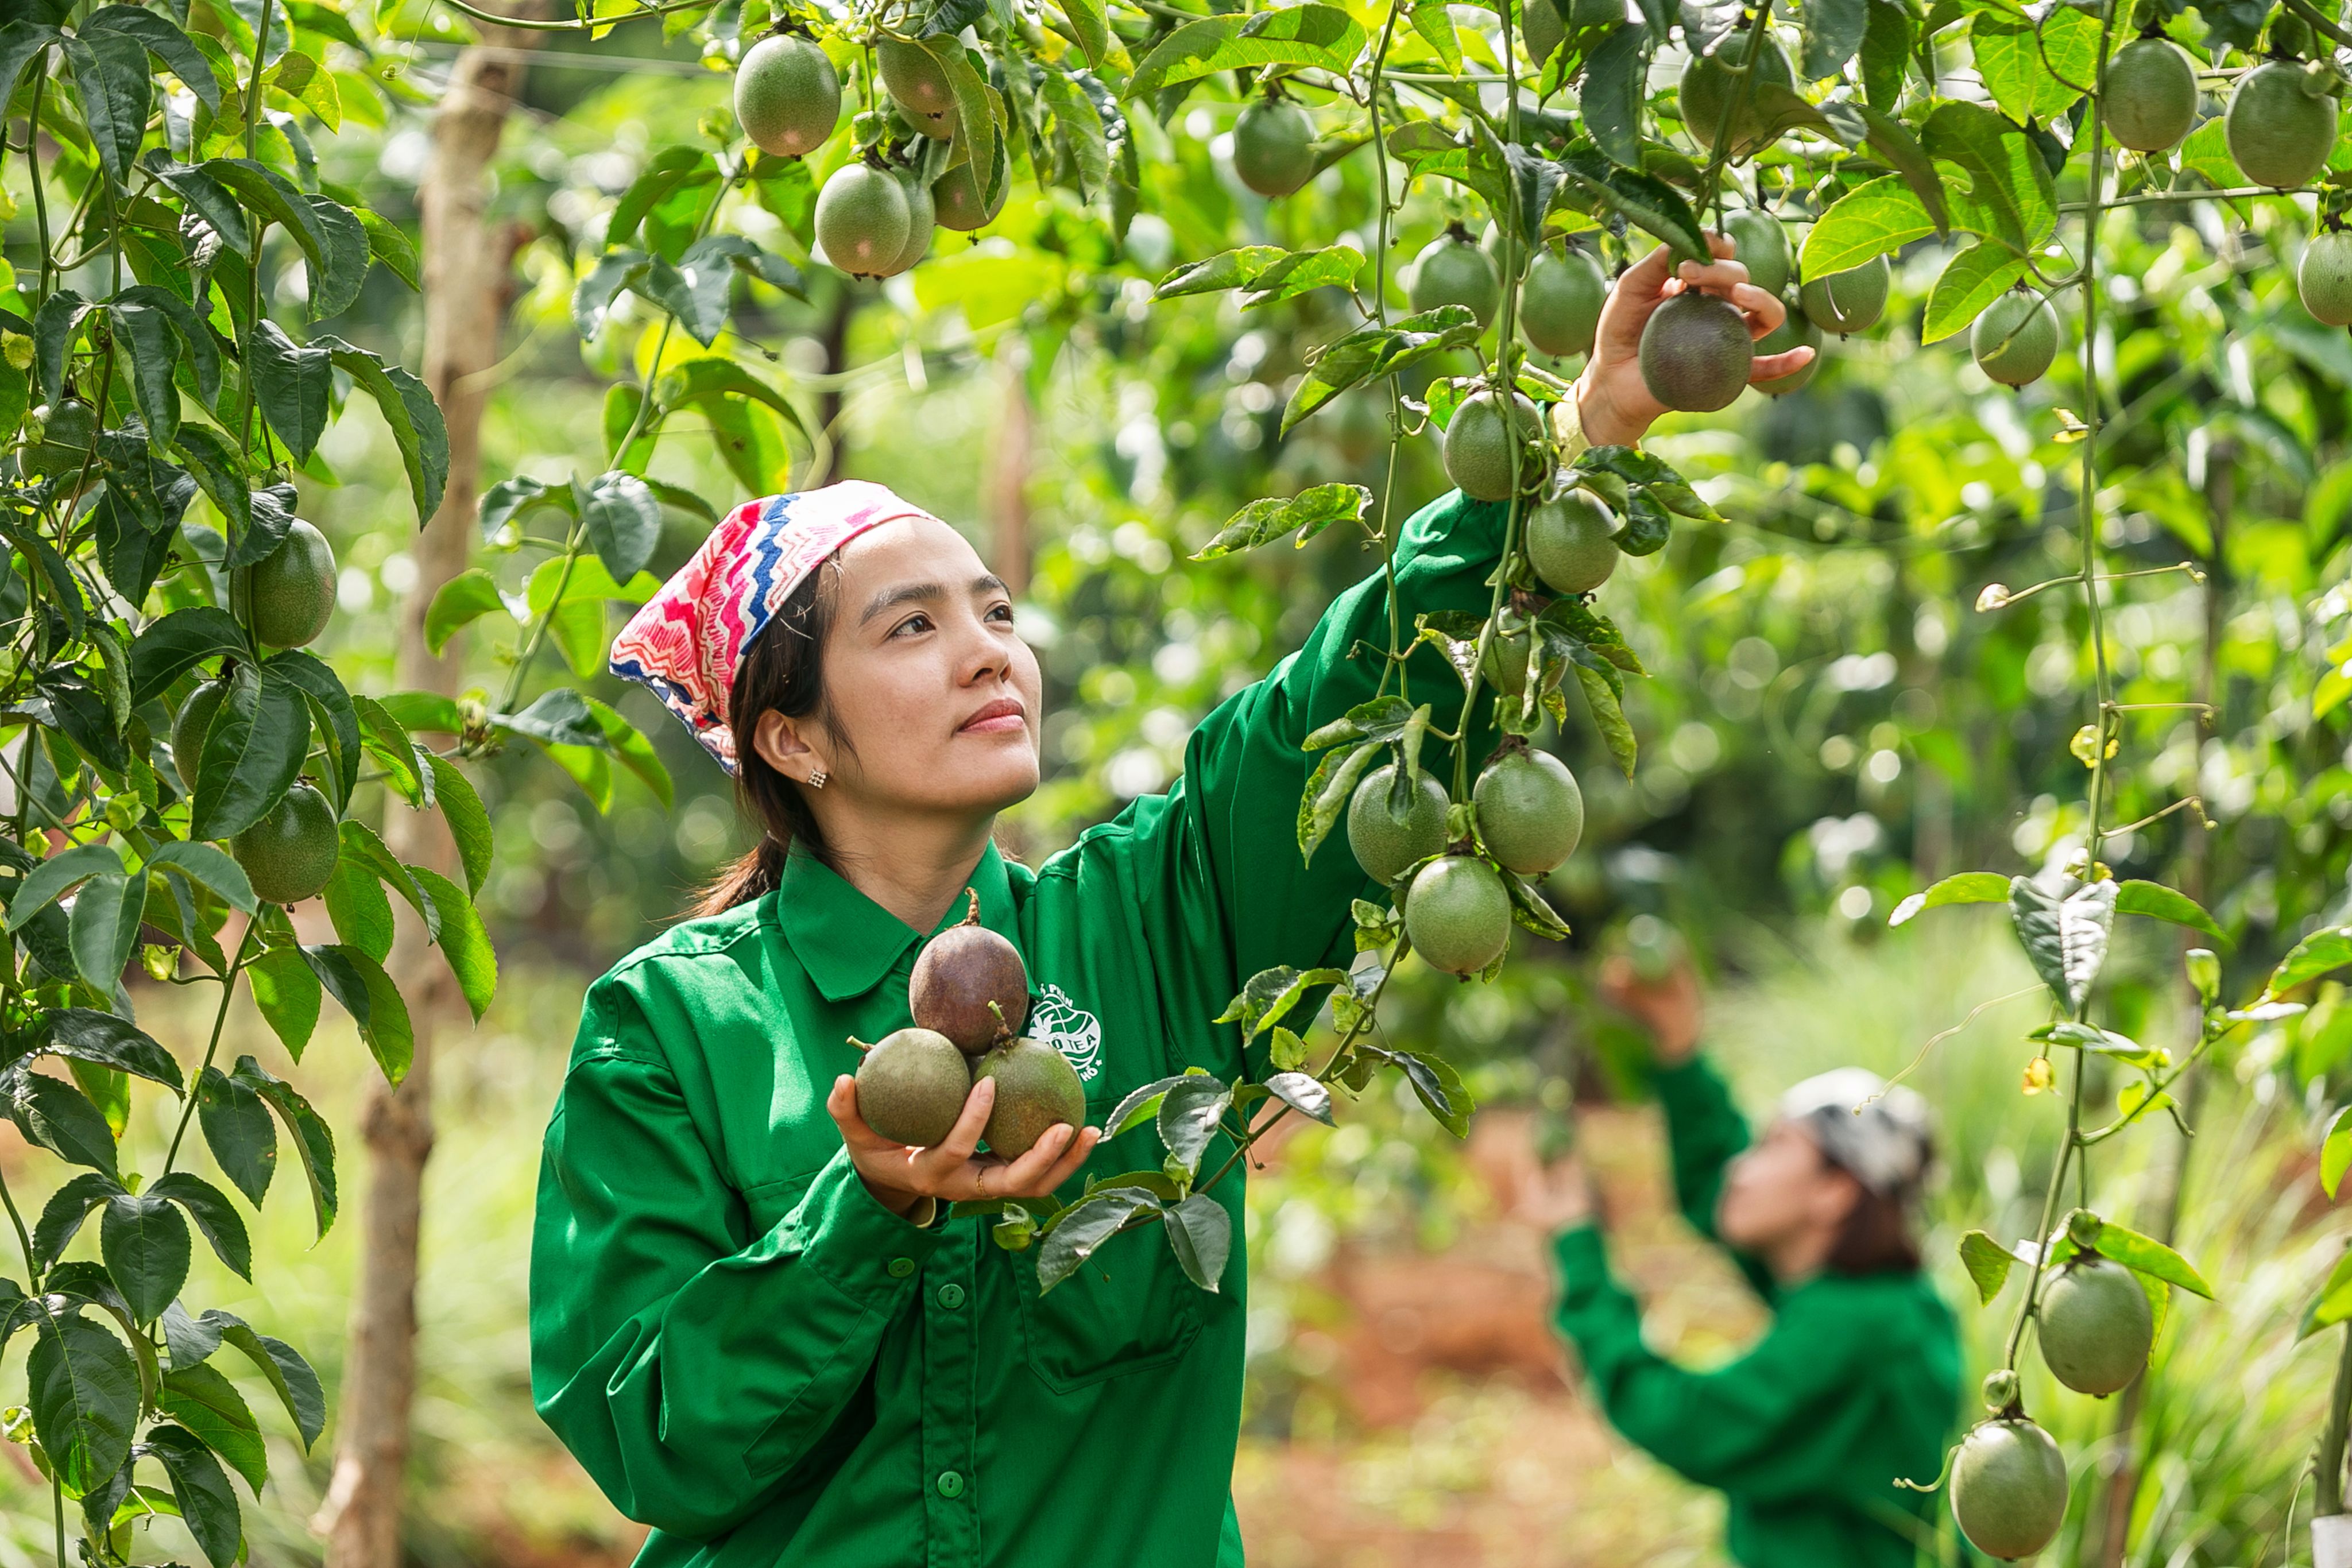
[681,560,849,920]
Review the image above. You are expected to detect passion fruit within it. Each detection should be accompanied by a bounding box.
[1949,1418,2068,1561]
[910,888,1030,1054]
[1799,254,1890,335]
[1520,0,1565,67]
[1724,208,1790,297]
[815,162,912,278]
[2102,36,2199,153]
[974,1036,1087,1159]
[1410,229,1502,330]
[1520,246,1608,358]
[1347,764,1451,885]
[1442,388,1547,501]
[1524,489,1619,594]
[1232,96,1318,198]
[1638,290,1753,412]
[1680,29,1797,156]
[933,156,1003,231]
[1971,288,2059,386]
[25,398,97,477]
[1403,854,1514,975]
[230,781,340,904]
[2226,59,2338,189]
[734,33,841,157]
[877,165,936,277]
[2301,229,2352,324]
[232,518,336,649]
[852,1027,974,1148]
[1473,746,1584,876]
[877,37,956,134]
[2037,1256,2154,1396]
[1480,604,1537,698]
[1751,295,1821,395]
[172,676,230,789]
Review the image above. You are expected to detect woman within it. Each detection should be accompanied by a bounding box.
[528,241,1806,1567]
[1522,961,1962,1568]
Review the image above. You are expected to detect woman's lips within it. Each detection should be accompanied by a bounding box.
[958,699,1027,735]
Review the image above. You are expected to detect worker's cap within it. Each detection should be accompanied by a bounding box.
[1776,1067,1933,1200]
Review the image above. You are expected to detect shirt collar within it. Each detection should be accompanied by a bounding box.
[771,840,1018,1004]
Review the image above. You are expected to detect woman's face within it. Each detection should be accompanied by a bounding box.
[1715,1120,1858,1253]
[757,515,1044,820]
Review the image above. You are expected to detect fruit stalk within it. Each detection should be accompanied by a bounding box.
[162,920,260,1174]
[1696,5,1774,224]
[232,0,280,465]
[2320,1315,2352,1516]
[1364,0,1414,705]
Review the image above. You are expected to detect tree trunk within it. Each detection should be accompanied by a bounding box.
[314,24,540,1566]
[987,344,1032,600]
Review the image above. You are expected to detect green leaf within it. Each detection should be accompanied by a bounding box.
[1194,483,1372,561]
[46,1010,184,1093]
[1154,246,1287,300]
[196,1065,277,1209]
[129,607,246,706]
[1889,869,2011,926]
[1157,1075,1233,1173]
[353,694,427,806]
[68,870,145,998]
[243,947,320,1060]
[1922,100,2057,250]
[189,665,310,843]
[1557,145,1709,262]
[1573,445,1722,524]
[1162,1193,1232,1291]
[576,470,663,582]
[1263,1070,1334,1126]
[1406,0,1463,70]
[198,1307,324,1447]
[580,694,672,809]
[26,1310,140,1493]
[142,843,255,916]
[314,335,450,521]
[1034,1188,1157,1293]
[33,1173,122,1271]
[1282,307,1480,432]
[356,209,420,290]
[1104,1074,1194,1137]
[98,1193,189,1323]
[1573,661,1638,779]
[1970,6,2092,123]
[1801,174,1939,280]
[1922,242,2028,344]
[159,1364,266,1493]
[2270,927,2352,997]
[2091,1218,2213,1299]
[427,757,493,897]
[2008,873,2118,1012]
[1958,1228,2017,1303]
[494,687,604,749]
[5,843,125,932]
[424,567,508,656]
[63,29,150,184]
[410,866,497,1021]
[1801,0,1869,78]
[1394,1050,1474,1137]
[1581,25,1648,168]
[1129,4,1367,95]
[148,1172,252,1281]
[2114,880,2227,946]
[323,849,394,963]
[1042,69,1110,198]
[243,320,332,463]
[144,1423,243,1567]
[1298,738,1378,865]
[1213,965,1351,1039]
[6,1065,120,1176]
[231,1059,335,1242]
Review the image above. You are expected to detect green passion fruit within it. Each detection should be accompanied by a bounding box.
[734,33,841,157]
[1519,247,1608,358]
[1410,230,1502,330]
[1519,0,1565,68]
[877,166,936,277]
[1348,764,1452,885]
[1480,604,1536,697]
[1638,290,1753,413]
[910,889,1030,1054]
[1724,208,1791,297]
[815,162,912,278]
[1949,1418,2068,1561]
[2036,1256,2154,1396]
[1403,855,1514,975]
[231,781,341,904]
[1751,295,1821,395]
[2301,230,2352,325]
[1799,254,1890,336]
[1473,746,1584,876]
[1971,288,2059,386]
[853,1027,974,1148]
[1680,29,1797,156]
[173,676,230,789]
[1442,389,1547,501]
[25,398,97,476]
[1524,489,1619,594]
[974,1036,1087,1159]
[877,38,956,133]
[2102,37,2200,153]
[1232,96,1318,198]
[232,518,336,649]
[2226,59,2338,189]
[933,156,1003,232]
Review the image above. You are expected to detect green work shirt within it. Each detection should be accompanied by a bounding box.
[529,489,1509,1567]
[1551,1056,1962,1568]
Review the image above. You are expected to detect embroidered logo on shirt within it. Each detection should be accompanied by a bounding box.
[1031,984,1102,1082]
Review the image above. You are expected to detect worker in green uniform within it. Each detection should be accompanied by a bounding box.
[529,239,1808,1567]
[1522,960,1964,1568]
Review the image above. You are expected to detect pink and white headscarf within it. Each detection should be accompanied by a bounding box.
[609,481,939,772]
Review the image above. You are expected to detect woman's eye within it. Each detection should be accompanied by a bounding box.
[891,614,933,638]
[988,603,1015,624]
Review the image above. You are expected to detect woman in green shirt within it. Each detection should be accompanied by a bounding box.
[1524,963,1963,1568]
[529,242,1808,1567]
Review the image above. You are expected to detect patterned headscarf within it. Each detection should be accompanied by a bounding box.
[608,481,939,772]
[1777,1067,1934,1201]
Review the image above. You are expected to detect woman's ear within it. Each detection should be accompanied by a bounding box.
[751,710,830,785]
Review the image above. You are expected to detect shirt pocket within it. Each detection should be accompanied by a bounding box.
[1012,1224,1205,1393]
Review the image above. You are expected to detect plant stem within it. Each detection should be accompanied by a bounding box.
[26,53,51,303]
[1364,1,1413,707]
[162,922,257,1173]
[51,1473,63,1568]
[2323,1315,2352,1516]
[232,0,279,468]
[0,1164,36,1283]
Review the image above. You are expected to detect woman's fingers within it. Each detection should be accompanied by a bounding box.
[922,1077,996,1170]
[1030,1125,1101,1194]
[1726,281,1786,336]
[991,1123,1081,1194]
[1750,344,1816,384]
[1614,241,1680,298]
[828,1075,888,1149]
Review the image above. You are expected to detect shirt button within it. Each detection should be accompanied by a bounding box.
[887,1257,915,1279]
[937,1470,966,1499]
[937,1282,966,1309]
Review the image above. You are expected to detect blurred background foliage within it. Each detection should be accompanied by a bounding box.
[9,1,2352,1558]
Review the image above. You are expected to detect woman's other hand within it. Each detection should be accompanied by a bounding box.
[828,1074,1101,1217]
[1600,955,1704,1066]
[1517,1152,1599,1232]
[1574,233,1814,449]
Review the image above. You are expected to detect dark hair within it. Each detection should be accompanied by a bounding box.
[686,562,851,919]
[1826,1184,1924,1276]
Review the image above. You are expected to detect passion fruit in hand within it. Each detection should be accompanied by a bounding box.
[1410,228,1502,330]
[815,162,913,278]
[1524,489,1619,594]
[1519,246,1608,358]
[2036,1256,2154,1396]
[1473,745,1584,876]
[1949,1417,2068,1561]
[1442,389,1548,501]
[1403,854,1514,975]
[853,1027,974,1148]
[2226,59,2338,190]
[231,781,341,904]
[734,33,841,157]
[911,888,1031,1054]
[974,1036,1086,1159]
[232,518,336,649]
[1232,96,1318,198]
[1639,290,1754,413]
[1347,764,1451,885]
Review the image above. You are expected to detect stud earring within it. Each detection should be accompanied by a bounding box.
[807,769,829,789]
